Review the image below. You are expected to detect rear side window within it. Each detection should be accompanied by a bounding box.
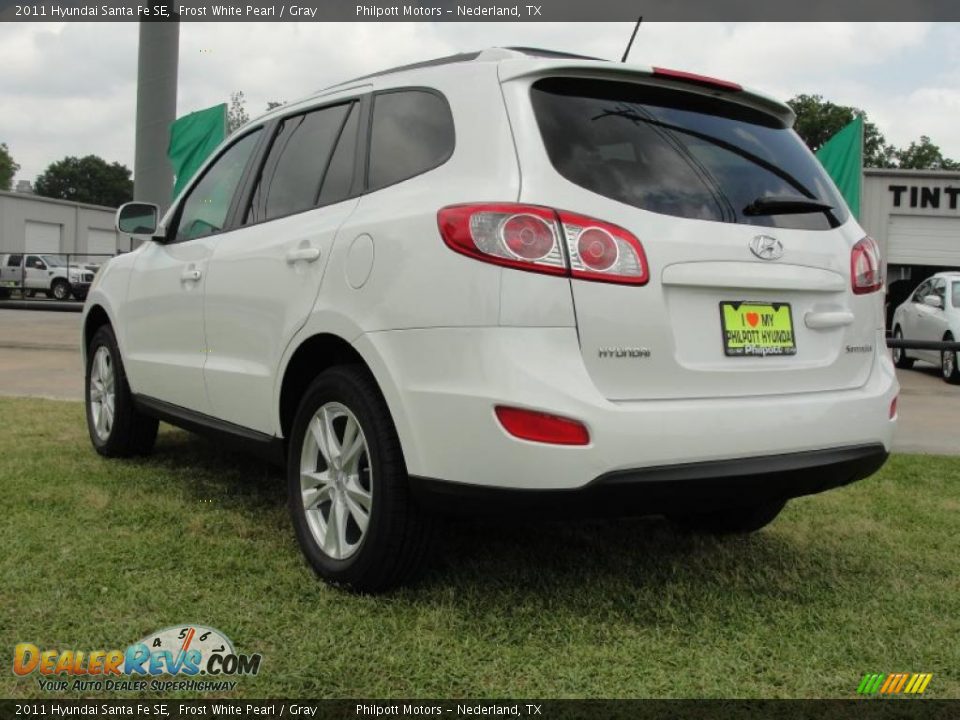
[367,90,454,192]
[247,102,355,224]
[6,255,21,267]
[952,282,960,308]
[530,77,848,231]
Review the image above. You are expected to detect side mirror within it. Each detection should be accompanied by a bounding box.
[116,202,160,237]
[923,294,944,309]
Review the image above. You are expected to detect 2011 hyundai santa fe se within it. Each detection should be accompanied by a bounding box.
[82,47,898,592]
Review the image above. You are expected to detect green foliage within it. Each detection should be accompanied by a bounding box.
[33,155,132,207]
[227,90,250,133]
[788,94,959,171]
[787,94,896,168]
[896,135,960,170]
[0,142,20,191]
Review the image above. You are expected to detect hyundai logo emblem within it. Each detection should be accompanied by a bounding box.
[749,235,784,261]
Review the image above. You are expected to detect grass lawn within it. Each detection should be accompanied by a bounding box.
[1,396,958,699]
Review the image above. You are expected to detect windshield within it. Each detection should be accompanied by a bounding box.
[530,77,849,231]
[42,254,68,267]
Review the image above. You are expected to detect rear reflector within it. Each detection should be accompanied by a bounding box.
[652,67,742,92]
[890,395,898,420]
[494,406,590,446]
[438,203,648,285]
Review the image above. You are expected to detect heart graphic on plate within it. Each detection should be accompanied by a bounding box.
[746,312,760,328]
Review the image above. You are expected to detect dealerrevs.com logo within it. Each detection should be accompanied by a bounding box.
[13,624,262,693]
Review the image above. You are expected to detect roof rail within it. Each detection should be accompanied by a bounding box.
[320,47,607,92]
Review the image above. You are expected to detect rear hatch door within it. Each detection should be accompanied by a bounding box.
[501,69,880,400]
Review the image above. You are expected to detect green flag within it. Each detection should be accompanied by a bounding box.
[167,103,227,198]
[815,115,863,219]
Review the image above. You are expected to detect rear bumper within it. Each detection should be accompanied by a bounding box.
[358,326,898,493]
[410,443,888,516]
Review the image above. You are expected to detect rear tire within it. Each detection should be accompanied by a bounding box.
[671,499,786,535]
[892,326,914,369]
[287,365,432,592]
[85,325,158,457]
[942,333,960,385]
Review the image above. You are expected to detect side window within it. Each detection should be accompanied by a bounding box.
[933,279,947,303]
[952,282,960,309]
[912,281,931,303]
[174,130,261,242]
[246,102,354,225]
[26,255,44,269]
[367,90,454,192]
[318,103,360,207]
[7,254,22,267]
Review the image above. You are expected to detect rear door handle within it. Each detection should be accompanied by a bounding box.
[181,269,202,282]
[804,311,854,329]
[286,247,321,264]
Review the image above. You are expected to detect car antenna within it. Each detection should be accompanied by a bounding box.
[621,16,643,63]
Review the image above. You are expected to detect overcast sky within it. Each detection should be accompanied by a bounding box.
[1,21,959,183]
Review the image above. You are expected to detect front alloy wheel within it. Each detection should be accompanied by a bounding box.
[85,324,158,457]
[51,279,70,300]
[299,402,373,560]
[89,346,116,441]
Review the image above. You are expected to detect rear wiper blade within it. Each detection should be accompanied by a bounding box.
[743,195,834,216]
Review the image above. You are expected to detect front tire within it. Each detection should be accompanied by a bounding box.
[287,366,432,592]
[942,334,960,384]
[892,326,914,369]
[51,278,71,301]
[671,499,786,535]
[85,325,158,457]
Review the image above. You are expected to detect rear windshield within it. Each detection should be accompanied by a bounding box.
[530,77,848,231]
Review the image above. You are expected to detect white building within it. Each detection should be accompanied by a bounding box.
[860,168,960,320]
[0,190,128,259]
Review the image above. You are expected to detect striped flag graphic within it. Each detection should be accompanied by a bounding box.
[857,673,932,695]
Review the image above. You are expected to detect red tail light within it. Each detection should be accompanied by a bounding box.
[437,203,648,285]
[494,406,590,446]
[851,236,883,294]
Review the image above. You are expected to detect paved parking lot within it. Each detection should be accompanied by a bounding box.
[0,308,957,454]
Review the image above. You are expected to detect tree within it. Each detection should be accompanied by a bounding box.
[0,143,19,191]
[787,94,896,168]
[228,91,249,133]
[33,155,133,207]
[896,136,960,170]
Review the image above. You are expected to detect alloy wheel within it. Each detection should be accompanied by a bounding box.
[299,402,373,560]
[89,346,116,441]
[944,348,957,379]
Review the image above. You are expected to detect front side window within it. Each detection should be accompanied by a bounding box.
[912,281,932,303]
[530,77,848,231]
[26,255,45,269]
[932,279,947,304]
[246,102,355,225]
[367,90,454,192]
[174,130,262,242]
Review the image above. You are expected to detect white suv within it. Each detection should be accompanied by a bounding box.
[83,48,898,591]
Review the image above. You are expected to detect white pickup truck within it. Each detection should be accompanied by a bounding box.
[0,253,97,301]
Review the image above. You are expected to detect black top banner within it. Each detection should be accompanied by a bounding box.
[1,0,960,21]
